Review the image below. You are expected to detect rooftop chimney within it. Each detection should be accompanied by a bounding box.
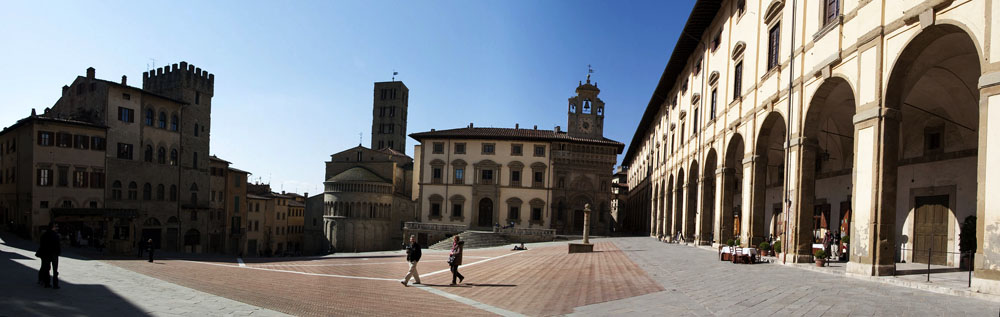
[86,67,95,79]
[121,75,127,85]
[62,85,69,96]
[555,126,561,133]
[515,123,519,129]
[533,125,538,130]
[469,122,474,128]
[31,108,36,116]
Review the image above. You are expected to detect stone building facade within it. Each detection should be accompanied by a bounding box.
[0,115,122,248]
[410,78,624,237]
[621,0,1000,294]
[209,156,250,255]
[1,63,221,254]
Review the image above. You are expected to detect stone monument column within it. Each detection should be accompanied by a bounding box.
[583,204,591,244]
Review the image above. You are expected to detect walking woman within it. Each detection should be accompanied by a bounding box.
[448,235,465,286]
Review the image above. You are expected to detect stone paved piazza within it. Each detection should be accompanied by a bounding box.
[3,234,999,316]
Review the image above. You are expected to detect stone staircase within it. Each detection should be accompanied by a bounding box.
[428,231,514,250]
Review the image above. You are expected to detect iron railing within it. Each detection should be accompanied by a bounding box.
[896,247,974,287]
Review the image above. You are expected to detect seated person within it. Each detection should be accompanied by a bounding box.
[512,243,527,251]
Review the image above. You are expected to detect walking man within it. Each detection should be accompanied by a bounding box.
[147,238,155,263]
[400,235,422,286]
[35,222,61,289]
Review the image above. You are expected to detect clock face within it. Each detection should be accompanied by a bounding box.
[581,118,593,132]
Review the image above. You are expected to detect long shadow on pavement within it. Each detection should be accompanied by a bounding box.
[0,234,149,317]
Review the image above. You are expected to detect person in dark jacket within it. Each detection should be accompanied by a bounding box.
[36,222,61,289]
[147,238,155,263]
[400,235,422,286]
[449,236,464,286]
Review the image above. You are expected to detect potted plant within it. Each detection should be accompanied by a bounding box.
[959,216,977,270]
[772,241,781,256]
[814,249,827,267]
[758,242,771,256]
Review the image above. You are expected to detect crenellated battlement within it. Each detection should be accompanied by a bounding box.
[142,61,214,95]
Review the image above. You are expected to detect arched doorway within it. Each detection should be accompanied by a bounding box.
[721,134,744,245]
[794,76,857,262]
[751,112,786,247]
[674,168,685,238]
[141,217,162,250]
[701,149,718,245]
[665,175,674,239]
[653,182,662,238]
[883,25,981,268]
[478,198,494,228]
[184,229,201,253]
[686,161,699,241]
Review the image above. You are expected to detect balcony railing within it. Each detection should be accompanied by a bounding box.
[404,222,466,233]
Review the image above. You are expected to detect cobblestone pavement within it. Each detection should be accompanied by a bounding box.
[0,234,285,317]
[571,237,1000,316]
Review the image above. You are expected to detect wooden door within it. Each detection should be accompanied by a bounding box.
[914,195,949,265]
[478,198,494,227]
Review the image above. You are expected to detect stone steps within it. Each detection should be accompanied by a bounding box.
[428,231,514,250]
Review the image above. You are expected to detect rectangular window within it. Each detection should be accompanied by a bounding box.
[37,132,52,146]
[118,107,134,123]
[117,143,133,160]
[733,61,743,101]
[389,107,395,117]
[73,170,88,188]
[432,167,442,183]
[824,0,839,26]
[533,171,543,184]
[483,143,495,155]
[56,133,72,148]
[453,204,463,218]
[195,92,201,105]
[531,207,542,221]
[91,136,106,151]
[57,167,68,187]
[510,144,521,156]
[510,170,521,185]
[712,30,721,51]
[508,207,519,220]
[74,135,90,150]
[430,203,441,217]
[693,108,699,136]
[432,142,444,154]
[454,168,464,184]
[37,169,51,187]
[533,145,545,157]
[767,23,780,70]
[90,171,104,188]
[454,143,466,154]
[481,169,494,185]
[123,93,131,100]
[40,201,48,209]
[710,88,718,120]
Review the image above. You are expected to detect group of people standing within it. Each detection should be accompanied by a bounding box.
[400,235,465,287]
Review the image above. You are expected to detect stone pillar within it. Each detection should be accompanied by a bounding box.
[719,167,736,245]
[583,204,591,244]
[712,168,726,246]
[847,107,900,276]
[785,137,817,263]
[741,155,761,247]
[652,185,662,238]
[662,185,671,239]
[972,79,1000,292]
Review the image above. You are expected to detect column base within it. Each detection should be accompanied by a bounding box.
[972,276,1000,295]
[846,261,895,276]
[779,252,814,263]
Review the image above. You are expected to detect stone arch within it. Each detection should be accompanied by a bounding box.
[686,160,700,241]
[665,175,674,238]
[750,111,786,246]
[674,168,685,236]
[876,24,982,271]
[701,149,718,244]
[721,133,745,245]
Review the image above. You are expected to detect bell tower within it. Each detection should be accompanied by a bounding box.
[567,73,604,139]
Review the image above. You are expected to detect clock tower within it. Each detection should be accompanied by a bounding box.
[567,74,605,139]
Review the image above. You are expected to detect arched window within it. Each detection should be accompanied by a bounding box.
[144,145,153,162]
[194,123,199,137]
[156,184,165,200]
[193,152,199,169]
[158,112,166,128]
[170,149,178,166]
[157,147,166,164]
[569,103,577,113]
[128,182,138,200]
[582,99,592,114]
[170,114,179,131]
[170,185,177,201]
[190,183,198,205]
[145,109,154,126]
[111,181,122,200]
[143,183,152,200]
[597,107,604,116]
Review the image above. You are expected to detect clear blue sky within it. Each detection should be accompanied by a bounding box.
[0,0,694,195]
